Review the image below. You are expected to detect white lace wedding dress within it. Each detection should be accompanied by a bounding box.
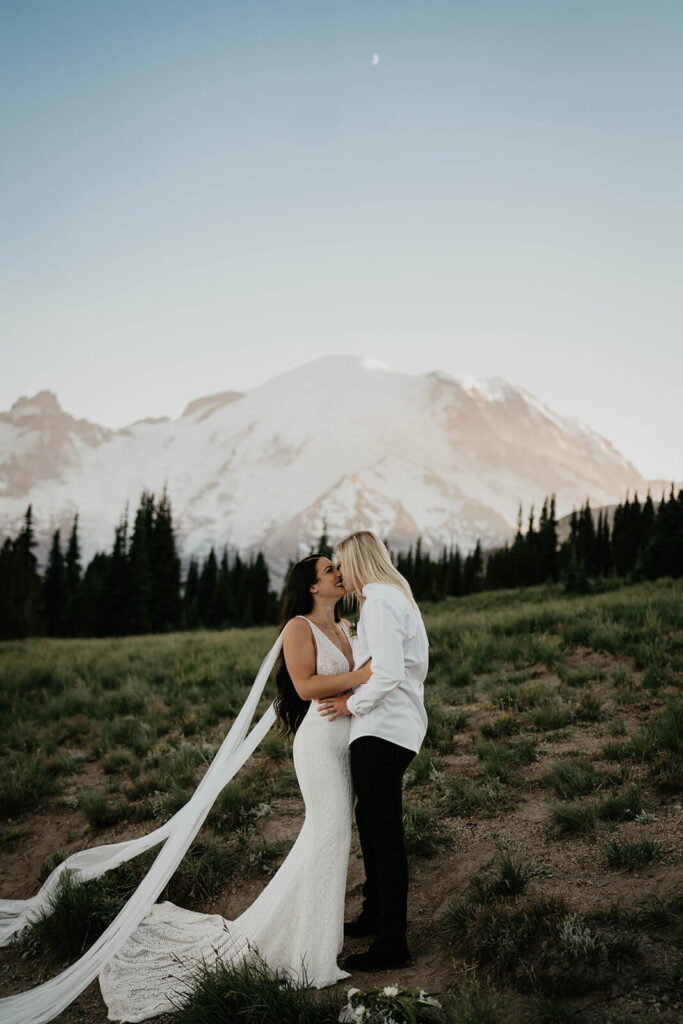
[99,617,354,1021]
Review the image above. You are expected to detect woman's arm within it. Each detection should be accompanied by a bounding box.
[282,618,371,700]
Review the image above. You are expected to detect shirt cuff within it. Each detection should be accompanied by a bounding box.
[346,693,359,717]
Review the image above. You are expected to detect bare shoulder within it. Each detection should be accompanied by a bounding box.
[283,617,312,641]
[283,618,317,655]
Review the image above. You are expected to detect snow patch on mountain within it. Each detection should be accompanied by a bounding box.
[0,355,655,576]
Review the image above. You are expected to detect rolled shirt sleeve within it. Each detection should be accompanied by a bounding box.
[346,595,406,716]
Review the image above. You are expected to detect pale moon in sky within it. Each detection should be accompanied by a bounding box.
[372,53,380,65]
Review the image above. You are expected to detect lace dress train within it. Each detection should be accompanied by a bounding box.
[99,620,354,1022]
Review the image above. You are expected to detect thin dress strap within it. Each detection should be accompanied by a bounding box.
[296,616,351,667]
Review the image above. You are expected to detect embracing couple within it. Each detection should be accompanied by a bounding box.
[98,530,429,1020]
[0,531,429,1024]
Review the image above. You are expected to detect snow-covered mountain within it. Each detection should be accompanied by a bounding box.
[0,356,665,581]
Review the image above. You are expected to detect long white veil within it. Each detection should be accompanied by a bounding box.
[0,631,283,1024]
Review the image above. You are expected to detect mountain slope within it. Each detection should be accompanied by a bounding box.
[0,356,658,577]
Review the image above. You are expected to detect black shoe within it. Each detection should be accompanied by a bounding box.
[344,912,379,938]
[344,940,411,972]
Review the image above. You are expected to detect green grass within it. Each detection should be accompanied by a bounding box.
[403,750,444,787]
[475,736,538,782]
[442,776,512,817]
[548,802,597,836]
[442,976,504,1024]
[403,801,450,857]
[0,752,67,818]
[424,703,470,752]
[603,837,662,870]
[634,891,683,930]
[530,705,574,731]
[596,785,644,821]
[169,955,342,1024]
[480,714,522,739]
[443,843,534,939]
[541,759,604,800]
[15,865,144,965]
[3,579,683,1023]
[77,788,129,829]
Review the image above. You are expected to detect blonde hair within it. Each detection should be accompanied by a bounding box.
[336,531,417,607]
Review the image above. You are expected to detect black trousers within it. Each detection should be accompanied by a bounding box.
[350,735,415,947]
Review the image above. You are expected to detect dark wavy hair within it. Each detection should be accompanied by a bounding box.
[274,554,341,738]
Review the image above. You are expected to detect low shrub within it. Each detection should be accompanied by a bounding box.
[548,802,597,837]
[541,760,603,800]
[595,785,644,821]
[603,837,662,870]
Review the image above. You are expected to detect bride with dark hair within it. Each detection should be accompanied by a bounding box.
[0,554,370,1024]
[98,553,371,1020]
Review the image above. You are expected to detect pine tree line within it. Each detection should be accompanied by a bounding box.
[0,490,277,639]
[392,487,683,601]
[1,485,681,639]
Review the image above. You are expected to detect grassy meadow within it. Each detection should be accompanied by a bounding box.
[0,578,682,1023]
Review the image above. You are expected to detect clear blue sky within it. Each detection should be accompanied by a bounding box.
[1,0,681,480]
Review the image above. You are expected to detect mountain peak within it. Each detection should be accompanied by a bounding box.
[10,390,63,417]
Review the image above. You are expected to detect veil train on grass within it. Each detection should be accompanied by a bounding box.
[0,633,283,1024]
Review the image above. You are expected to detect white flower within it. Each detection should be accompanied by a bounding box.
[353,1004,366,1022]
[382,985,399,997]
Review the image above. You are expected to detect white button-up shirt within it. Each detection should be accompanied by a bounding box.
[346,582,429,754]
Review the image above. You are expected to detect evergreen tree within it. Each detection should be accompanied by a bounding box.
[44,529,66,636]
[0,537,16,639]
[449,546,462,596]
[208,550,229,627]
[150,488,181,632]
[643,486,683,579]
[228,552,246,625]
[81,552,110,636]
[128,493,153,633]
[595,510,612,577]
[612,494,640,576]
[104,512,132,635]
[538,495,559,581]
[64,514,83,635]
[463,540,484,594]
[250,552,271,624]
[182,557,200,629]
[198,548,218,626]
[578,499,598,576]
[9,506,43,636]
